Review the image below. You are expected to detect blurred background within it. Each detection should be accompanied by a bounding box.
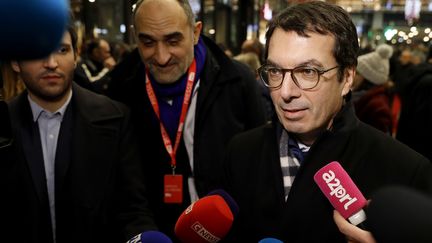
[70,0,432,55]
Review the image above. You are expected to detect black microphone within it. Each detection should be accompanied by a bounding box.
[367,186,432,243]
[0,0,69,60]
[126,231,173,243]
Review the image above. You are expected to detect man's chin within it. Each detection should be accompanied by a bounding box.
[152,73,182,85]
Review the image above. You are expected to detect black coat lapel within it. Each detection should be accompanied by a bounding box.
[55,103,73,195]
[20,114,49,205]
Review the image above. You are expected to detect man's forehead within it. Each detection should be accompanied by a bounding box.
[60,32,72,45]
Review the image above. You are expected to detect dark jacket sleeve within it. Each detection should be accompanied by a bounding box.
[113,102,158,241]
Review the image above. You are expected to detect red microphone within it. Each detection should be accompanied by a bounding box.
[313,161,367,226]
[174,190,239,243]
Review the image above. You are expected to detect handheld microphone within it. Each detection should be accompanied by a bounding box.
[367,186,432,243]
[174,189,239,243]
[126,230,173,243]
[0,0,69,59]
[258,238,284,243]
[314,161,367,226]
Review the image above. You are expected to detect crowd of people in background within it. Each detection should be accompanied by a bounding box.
[1,0,432,242]
[3,21,432,159]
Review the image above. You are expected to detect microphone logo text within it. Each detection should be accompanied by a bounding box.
[322,170,358,210]
[191,221,221,243]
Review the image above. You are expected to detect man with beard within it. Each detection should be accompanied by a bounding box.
[106,0,266,239]
[7,25,157,243]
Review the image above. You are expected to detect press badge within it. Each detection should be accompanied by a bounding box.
[164,174,183,203]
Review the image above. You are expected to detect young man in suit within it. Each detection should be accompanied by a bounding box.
[7,25,157,243]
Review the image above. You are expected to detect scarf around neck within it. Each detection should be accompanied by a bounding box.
[146,36,207,141]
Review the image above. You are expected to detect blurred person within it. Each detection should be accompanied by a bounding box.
[217,43,233,58]
[391,48,414,90]
[74,37,115,92]
[112,41,132,63]
[7,25,157,243]
[1,61,25,101]
[234,51,275,121]
[222,1,432,242]
[106,0,266,239]
[410,49,426,65]
[352,44,395,134]
[396,44,432,161]
[240,38,265,63]
[233,51,260,73]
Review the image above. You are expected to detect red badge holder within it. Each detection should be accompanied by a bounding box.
[164,174,183,203]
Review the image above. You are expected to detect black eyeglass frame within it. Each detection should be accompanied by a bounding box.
[257,65,339,90]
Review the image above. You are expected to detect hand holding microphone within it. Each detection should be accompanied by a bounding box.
[174,189,239,243]
[314,161,367,226]
[333,210,376,243]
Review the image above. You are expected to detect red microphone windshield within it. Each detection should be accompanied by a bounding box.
[314,161,367,225]
[174,194,235,243]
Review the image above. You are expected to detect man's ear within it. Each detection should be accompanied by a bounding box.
[193,21,203,45]
[341,67,355,97]
[10,61,20,73]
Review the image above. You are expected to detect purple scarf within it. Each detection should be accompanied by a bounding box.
[147,37,206,141]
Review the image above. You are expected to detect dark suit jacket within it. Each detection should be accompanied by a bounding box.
[5,84,156,243]
[107,35,266,238]
[223,102,432,242]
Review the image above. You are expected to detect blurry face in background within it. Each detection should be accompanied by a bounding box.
[133,0,202,84]
[12,31,76,104]
[399,50,412,66]
[267,28,353,145]
[93,39,112,63]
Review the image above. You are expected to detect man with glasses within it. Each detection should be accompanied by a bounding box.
[222,1,432,242]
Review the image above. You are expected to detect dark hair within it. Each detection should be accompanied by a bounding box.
[67,24,78,54]
[264,1,359,80]
[85,38,103,56]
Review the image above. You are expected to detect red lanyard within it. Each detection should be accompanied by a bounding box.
[145,59,196,174]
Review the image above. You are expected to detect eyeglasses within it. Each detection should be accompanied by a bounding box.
[257,64,339,90]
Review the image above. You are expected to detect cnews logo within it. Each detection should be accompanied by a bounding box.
[191,221,220,243]
[322,169,358,210]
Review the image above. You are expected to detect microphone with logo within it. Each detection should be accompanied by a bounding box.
[126,230,173,243]
[313,161,367,226]
[174,189,239,243]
